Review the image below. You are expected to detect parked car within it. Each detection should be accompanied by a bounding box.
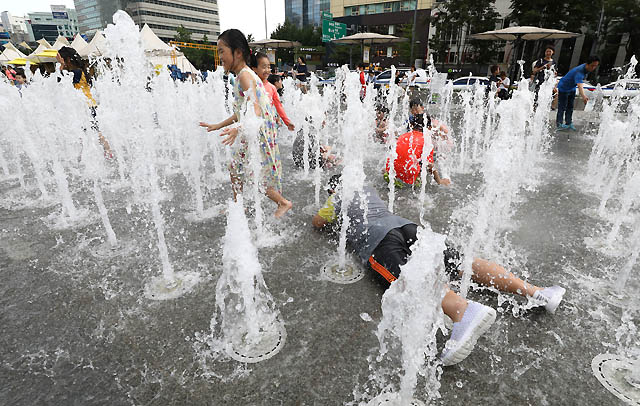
[583,79,640,98]
[449,76,490,91]
[373,68,409,89]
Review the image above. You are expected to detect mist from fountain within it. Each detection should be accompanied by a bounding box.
[456,74,554,298]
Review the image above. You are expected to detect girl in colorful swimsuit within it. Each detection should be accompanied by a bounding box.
[199,29,292,218]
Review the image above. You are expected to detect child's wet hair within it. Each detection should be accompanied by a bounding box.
[218,29,250,65]
[267,74,281,85]
[250,51,269,68]
[409,98,423,109]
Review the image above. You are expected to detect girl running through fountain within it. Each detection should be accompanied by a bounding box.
[56,46,112,158]
[250,52,295,132]
[199,30,292,218]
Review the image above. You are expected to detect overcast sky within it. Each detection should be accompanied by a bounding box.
[3,0,285,40]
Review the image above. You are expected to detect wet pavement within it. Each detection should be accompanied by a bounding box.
[0,111,635,405]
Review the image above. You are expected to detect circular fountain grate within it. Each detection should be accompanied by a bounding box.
[143,271,200,300]
[321,261,365,284]
[368,392,426,406]
[227,321,287,364]
[592,353,640,405]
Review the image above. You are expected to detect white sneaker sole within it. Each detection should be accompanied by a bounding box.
[441,307,497,366]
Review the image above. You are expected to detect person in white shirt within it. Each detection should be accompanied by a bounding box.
[497,71,511,100]
[407,65,418,87]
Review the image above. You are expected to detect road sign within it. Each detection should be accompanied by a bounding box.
[322,11,333,20]
[322,20,346,43]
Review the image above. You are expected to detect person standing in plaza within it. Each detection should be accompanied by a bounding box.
[486,65,500,98]
[531,46,556,90]
[556,56,600,131]
[293,56,308,93]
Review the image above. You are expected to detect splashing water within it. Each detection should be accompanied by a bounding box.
[369,226,447,404]
[205,198,286,363]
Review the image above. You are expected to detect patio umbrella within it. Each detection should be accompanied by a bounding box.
[249,39,301,49]
[470,26,580,41]
[470,26,580,80]
[332,32,408,67]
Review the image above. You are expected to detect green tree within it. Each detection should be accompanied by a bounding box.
[269,20,323,66]
[173,25,217,71]
[247,33,255,43]
[429,0,500,69]
[509,0,639,79]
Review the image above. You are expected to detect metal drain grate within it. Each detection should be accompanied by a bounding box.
[227,321,287,363]
[321,261,365,284]
[592,353,640,405]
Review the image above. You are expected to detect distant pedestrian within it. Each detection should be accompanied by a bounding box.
[556,56,600,131]
[358,62,367,99]
[406,65,418,87]
[293,56,308,93]
[367,69,376,84]
[531,45,556,104]
[486,65,500,98]
[497,71,510,100]
[531,45,556,87]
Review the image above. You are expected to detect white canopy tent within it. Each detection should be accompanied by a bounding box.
[141,24,174,56]
[79,31,108,57]
[70,34,88,53]
[52,35,71,50]
[0,44,28,65]
[0,43,27,62]
[148,54,197,73]
[141,24,197,72]
[29,39,53,57]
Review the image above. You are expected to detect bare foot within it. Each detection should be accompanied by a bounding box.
[274,199,292,218]
[439,178,451,186]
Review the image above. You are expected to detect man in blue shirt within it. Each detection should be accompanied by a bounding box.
[556,55,600,131]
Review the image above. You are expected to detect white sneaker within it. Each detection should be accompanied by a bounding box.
[441,302,496,366]
[533,286,566,313]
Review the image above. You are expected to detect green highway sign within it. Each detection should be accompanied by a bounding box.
[322,19,346,42]
[322,11,333,20]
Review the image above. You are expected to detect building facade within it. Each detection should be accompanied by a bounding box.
[73,0,220,42]
[285,0,330,28]
[74,0,122,36]
[1,11,32,42]
[26,8,79,43]
[330,0,432,67]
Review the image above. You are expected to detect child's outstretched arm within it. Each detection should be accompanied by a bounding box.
[199,114,237,132]
[273,90,294,131]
